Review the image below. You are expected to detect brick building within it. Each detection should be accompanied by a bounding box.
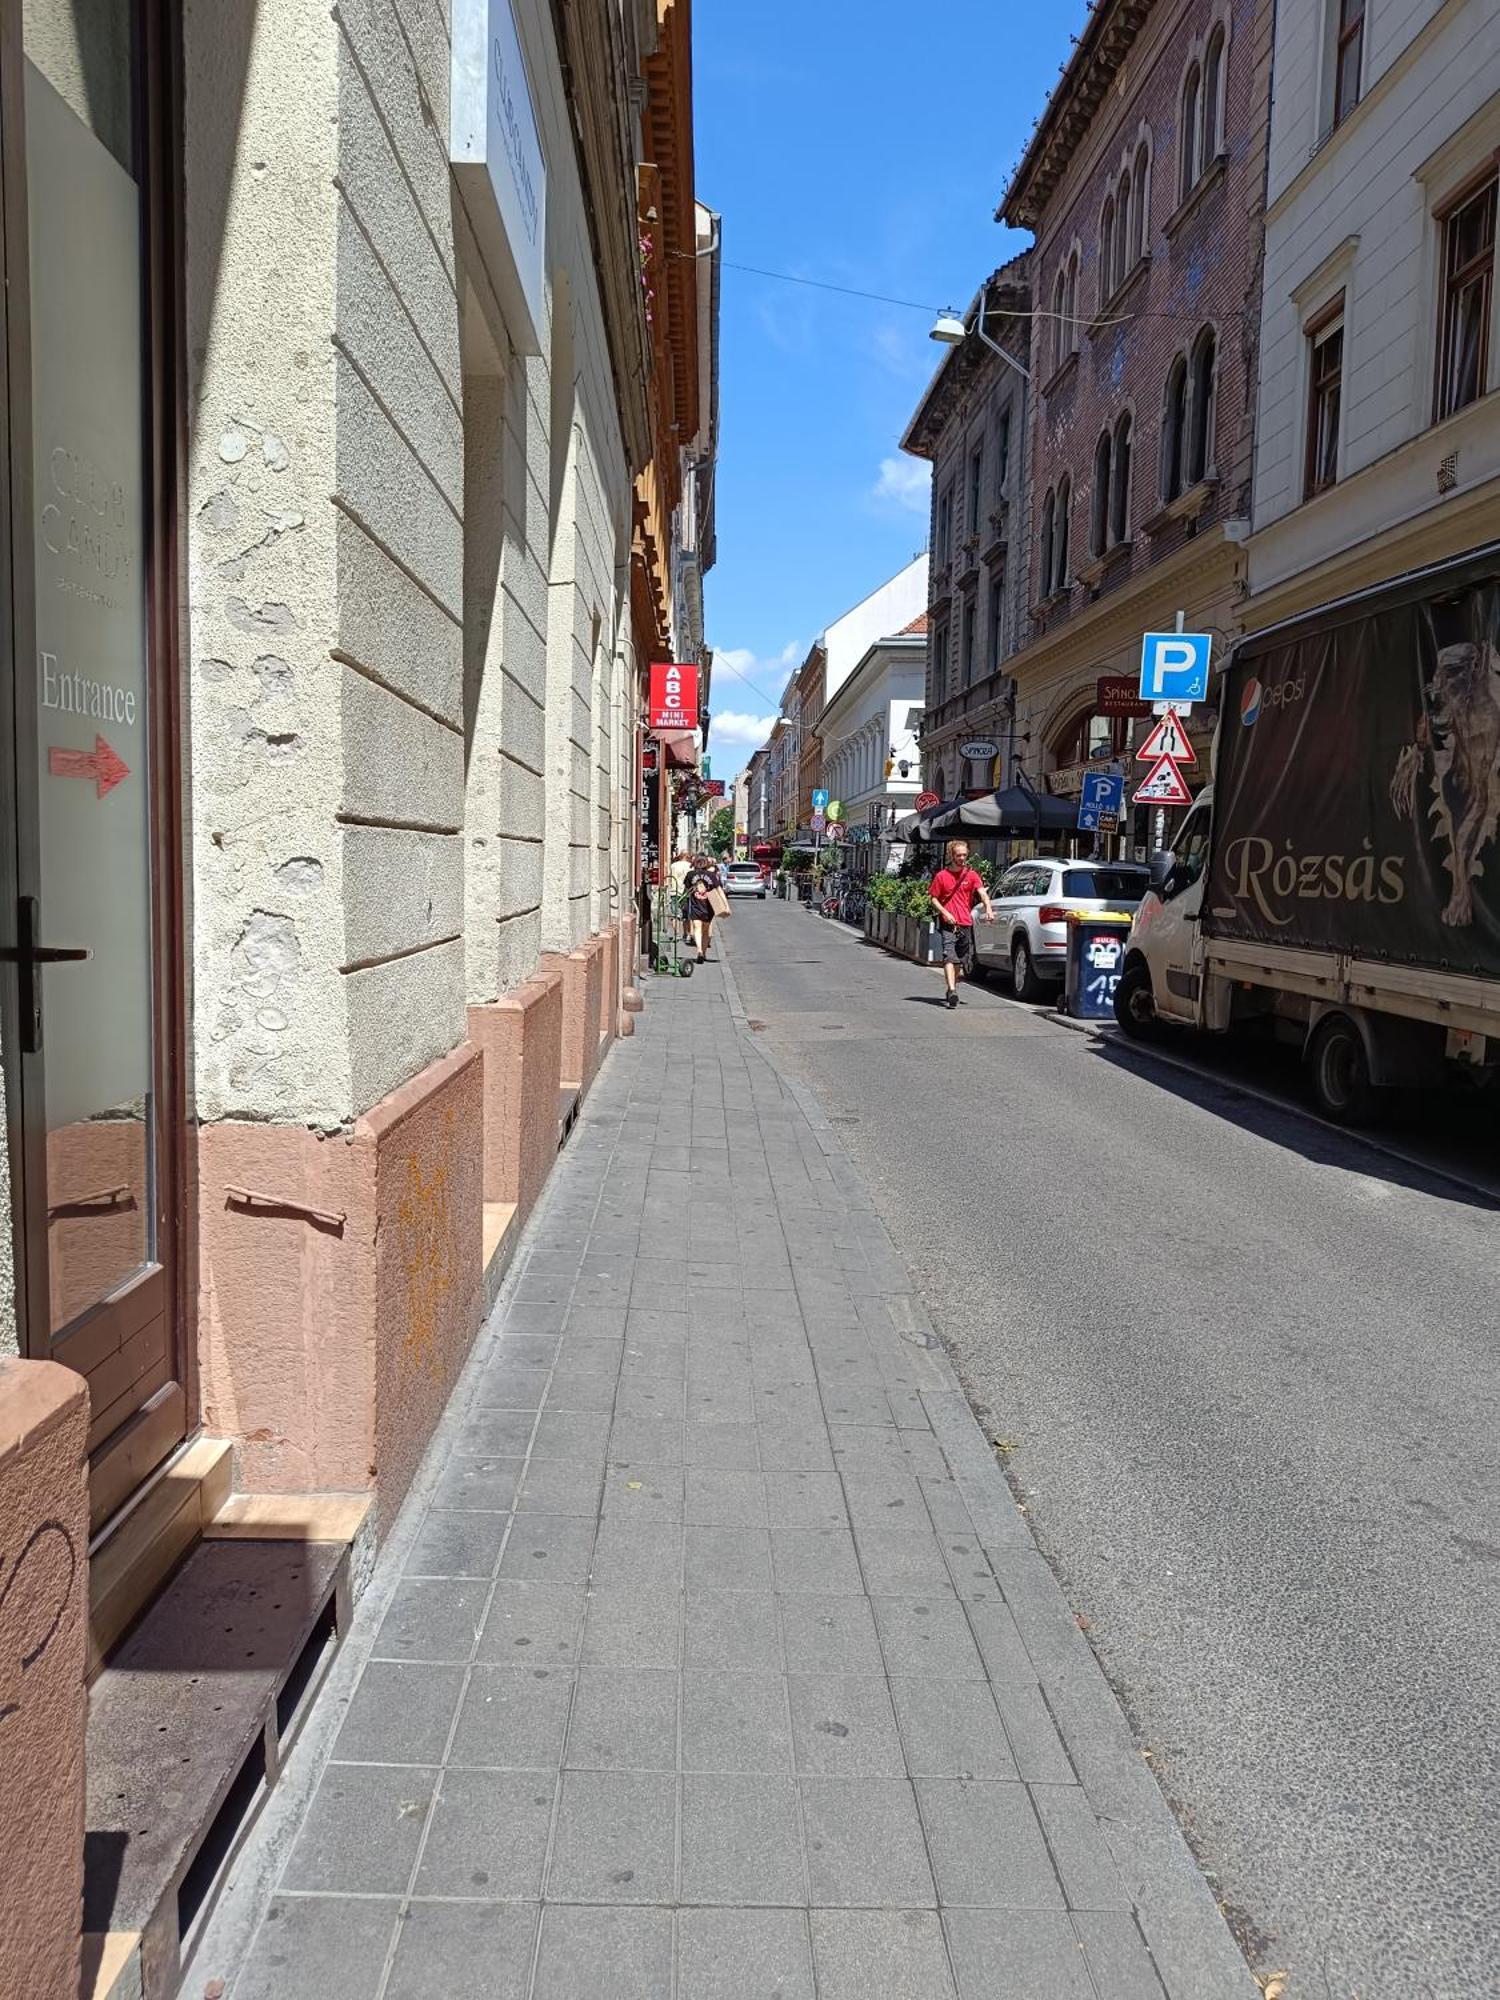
[999,0,1275,846]
[901,258,1032,803]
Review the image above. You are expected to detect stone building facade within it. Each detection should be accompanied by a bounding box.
[1246,0,1500,627]
[901,259,1032,802]
[998,0,1275,843]
[0,2,710,1990]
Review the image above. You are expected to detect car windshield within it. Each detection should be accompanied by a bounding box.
[1062,868,1149,902]
[728,864,759,877]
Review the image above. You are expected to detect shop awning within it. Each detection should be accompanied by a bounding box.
[660,730,701,769]
[895,784,1081,842]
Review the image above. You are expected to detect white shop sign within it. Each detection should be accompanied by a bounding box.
[452,0,547,354]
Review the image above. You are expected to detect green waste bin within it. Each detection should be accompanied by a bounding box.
[1063,912,1135,1021]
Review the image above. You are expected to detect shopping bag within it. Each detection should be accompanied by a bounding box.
[707,886,731,919]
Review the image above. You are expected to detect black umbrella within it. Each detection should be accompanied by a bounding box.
[898,782,1080,841]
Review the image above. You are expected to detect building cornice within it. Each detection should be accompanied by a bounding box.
[999,0,1156,230]
[1007,526,1242,689]
[643,0,700,443]
[813,637,925,733]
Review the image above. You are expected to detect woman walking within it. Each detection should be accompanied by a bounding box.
[684,852,720,963]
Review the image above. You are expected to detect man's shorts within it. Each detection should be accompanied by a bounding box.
[933,924,974,968]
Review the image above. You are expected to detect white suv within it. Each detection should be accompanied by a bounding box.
[724,861,767,900]
[972,858,1151,1000]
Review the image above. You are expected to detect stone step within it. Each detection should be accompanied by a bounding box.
[83,1535,352,2000]
[88,1437,234,1679]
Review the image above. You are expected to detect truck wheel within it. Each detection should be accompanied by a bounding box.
[1308,1015,1376,1124]
[1012,937,1044,1003]
[1114,960,1159,1039]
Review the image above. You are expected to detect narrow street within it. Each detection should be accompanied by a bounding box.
[723,895,1500,2000]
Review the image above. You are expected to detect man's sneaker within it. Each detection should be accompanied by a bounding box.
[945,990,959,1010]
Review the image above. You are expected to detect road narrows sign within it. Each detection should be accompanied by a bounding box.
[1135,708,1197,766]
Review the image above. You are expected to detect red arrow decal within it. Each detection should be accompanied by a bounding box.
[48,734,130,800]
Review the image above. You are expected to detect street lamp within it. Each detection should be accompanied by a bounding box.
[929,297,1031,385]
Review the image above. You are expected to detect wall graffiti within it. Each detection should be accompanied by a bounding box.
[0,1520,78,1725]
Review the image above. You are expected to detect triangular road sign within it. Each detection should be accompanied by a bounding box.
[1133,754,1193,806]
[1135,707,1197,765]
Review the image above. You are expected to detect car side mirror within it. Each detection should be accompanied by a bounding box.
[1147,851,1175,892]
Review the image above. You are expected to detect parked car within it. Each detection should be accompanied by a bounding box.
[972,858,1151,1000]
[724,861,767,900]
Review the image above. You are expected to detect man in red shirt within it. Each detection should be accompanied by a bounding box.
[929,839,994,1010]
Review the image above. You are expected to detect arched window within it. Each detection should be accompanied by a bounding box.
[1056,269,1067,363]
[1065,251,1079,352]
[1091,431,1112,557]
[1203,27,1225,163]
[1189,328,1217,484]
[1162,356,1188,501]
[1116,169,1133,283]
[1134,142,1151,259]
[1055,475,1071,589]
[1111,411,1133,543]
[1100,195,1116,304]
[1040,489,1056,596]
[1180,64,1201,199]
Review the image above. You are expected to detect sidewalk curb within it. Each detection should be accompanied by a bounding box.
[717,928,1259,1998]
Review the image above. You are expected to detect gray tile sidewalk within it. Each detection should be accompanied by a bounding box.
[211,951,1257,2000]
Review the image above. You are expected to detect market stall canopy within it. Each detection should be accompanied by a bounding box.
[895,785,1081,841]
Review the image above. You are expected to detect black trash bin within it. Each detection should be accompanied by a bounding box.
[1063,912,1134,1021]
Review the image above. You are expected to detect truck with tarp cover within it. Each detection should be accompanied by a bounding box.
[1114,545,1500,1121]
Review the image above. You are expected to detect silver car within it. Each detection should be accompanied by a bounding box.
[972,858,1151,1001]
[724,861,767,900]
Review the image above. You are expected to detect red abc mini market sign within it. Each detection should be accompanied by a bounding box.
[649,661,699,732]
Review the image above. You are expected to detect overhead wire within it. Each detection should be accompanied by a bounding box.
[671,248,1248,327]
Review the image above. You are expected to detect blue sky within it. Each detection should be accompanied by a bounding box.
[697,0,1091,782]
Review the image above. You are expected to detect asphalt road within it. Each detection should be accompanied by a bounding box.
[722,893,1500,2000]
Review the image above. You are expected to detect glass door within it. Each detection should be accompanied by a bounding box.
[4,0,185,1527]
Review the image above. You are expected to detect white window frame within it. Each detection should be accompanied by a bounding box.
[1290,234,1359,497]
[1413,114,1500,432]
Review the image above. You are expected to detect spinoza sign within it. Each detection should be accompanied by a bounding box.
[452,0,547,353]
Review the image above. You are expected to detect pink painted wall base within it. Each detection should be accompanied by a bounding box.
[0,1359,88,2000]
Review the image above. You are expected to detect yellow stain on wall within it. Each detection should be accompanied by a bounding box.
[397,1125,456,1380]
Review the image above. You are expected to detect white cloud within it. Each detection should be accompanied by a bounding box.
[709,710,777,753]
[872,455,930,515]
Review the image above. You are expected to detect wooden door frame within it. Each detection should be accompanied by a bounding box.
[0,0,48,1351]
[1,0,194,1523]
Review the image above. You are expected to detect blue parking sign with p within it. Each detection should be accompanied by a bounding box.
[1078,769,1124,830]
[1139,630,1212,705]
